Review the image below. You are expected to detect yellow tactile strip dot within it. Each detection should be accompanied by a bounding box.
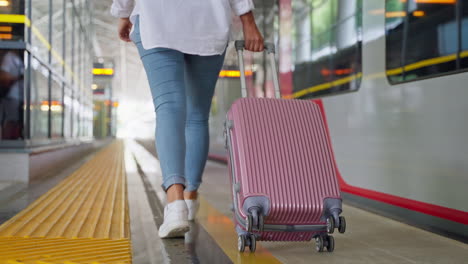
[0,141,131,263]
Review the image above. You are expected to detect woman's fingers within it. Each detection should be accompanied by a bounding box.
[120,26,131,42]
[254,39,264,52]
[245,37,264,52]
[247,40,258,52]
[118,18,132,42]
[244,39,251,51]
[119,30,130,42]
[254,40,264,52]
[251,37,264,52]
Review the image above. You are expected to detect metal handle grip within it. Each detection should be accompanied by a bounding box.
[234,40,281,99]
[235,40,276,54]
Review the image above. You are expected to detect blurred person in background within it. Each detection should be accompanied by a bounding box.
[0,50,24,140]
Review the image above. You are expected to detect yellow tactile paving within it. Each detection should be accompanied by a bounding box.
[0,237,131,264]
[0,141,131,264]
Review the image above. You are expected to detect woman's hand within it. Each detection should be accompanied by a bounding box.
[118,18,133,42]
[240,12,264,52]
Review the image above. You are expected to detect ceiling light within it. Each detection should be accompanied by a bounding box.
[0,1,10,7]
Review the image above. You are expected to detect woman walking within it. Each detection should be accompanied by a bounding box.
[111,0,264,238]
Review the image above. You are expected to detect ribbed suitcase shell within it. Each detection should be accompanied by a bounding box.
[227,98,341,241]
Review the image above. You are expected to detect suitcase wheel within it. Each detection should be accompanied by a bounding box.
[315,236,325,252]
[238,235,246,253]
[338,216,346,234]
[249,234,257,253]
[326,216,335,234]
[246,208,265,232]
[238,234,257,253]
[315,235,335,253]
[326,236,335,252]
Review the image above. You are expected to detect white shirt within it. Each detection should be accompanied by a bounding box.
[111,0,254,55]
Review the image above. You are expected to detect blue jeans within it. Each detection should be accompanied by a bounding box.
[131,18,225,191]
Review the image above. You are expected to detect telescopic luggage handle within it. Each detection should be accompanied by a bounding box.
[234,40,281,99]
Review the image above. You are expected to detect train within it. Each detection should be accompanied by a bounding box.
[208,0,468,241]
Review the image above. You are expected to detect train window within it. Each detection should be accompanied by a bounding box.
[291,0,363,99]
[386,0,467,83]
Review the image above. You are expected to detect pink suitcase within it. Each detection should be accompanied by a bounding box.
[224,41,346,253]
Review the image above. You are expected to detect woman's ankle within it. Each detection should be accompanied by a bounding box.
[184,191,198,200]
[167,184,185,203]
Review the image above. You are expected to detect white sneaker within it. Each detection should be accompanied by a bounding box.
[185,199,200,221]
[159,200,190,238]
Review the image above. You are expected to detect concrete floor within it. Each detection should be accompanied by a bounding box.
[200,161,468,264]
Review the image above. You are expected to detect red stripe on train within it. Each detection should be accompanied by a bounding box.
[313,99,468,225]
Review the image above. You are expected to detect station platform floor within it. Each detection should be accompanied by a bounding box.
[0,139,467,263]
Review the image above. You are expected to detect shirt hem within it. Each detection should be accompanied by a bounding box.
[141,41,229,56]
